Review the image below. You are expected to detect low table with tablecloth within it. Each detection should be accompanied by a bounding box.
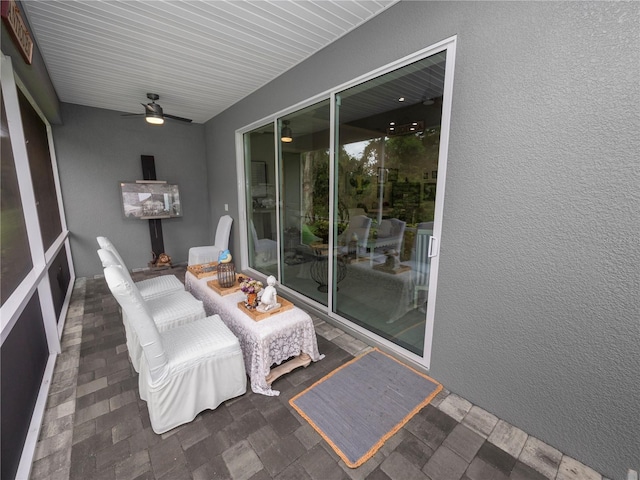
[185,272,324,396]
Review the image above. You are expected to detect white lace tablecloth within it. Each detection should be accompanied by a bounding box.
[185,273,323,396]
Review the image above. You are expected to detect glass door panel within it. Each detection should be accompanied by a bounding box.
[333,52,446,356]
[243,124,278,276]
[278,100,331,306]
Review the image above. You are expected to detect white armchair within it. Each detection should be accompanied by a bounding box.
[98,248,206,372]
[96,236,184,300]
[188,215,233,265]
[103,266,246,434]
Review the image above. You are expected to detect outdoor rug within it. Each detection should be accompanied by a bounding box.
[289,348,442,468]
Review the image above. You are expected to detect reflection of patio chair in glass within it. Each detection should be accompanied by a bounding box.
[281,224,321,269]
[250,221,277,266]
[338,215,372,257]
[412,222,433,309]
[368,218,406,263]
[347,207,367,218]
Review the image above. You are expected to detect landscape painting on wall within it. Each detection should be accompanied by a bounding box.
[120,181,182,219]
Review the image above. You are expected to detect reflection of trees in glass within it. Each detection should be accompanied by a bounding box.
[303,128,441,239]
[387,135,426,174]
[340,128,440,225]
[302,148,349,239]
[302,149,328,222]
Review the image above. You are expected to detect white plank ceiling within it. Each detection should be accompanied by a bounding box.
[22,0,398,124]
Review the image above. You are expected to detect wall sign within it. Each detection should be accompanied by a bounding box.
[1,0,33,65]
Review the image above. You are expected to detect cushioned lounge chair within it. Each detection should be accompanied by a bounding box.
[103,265,246,433]
[98,248,206,372]
[96,236,184,300]
[188,215,233,266]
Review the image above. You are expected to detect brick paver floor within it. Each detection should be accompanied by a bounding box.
[30,266,606,480]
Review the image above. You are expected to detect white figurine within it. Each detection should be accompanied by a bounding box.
[258,275,280,312]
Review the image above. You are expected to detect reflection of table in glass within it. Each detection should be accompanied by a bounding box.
[341,261,415,324]
[309,244,347,292]
[185,272,324,396]
[366,236,402,266]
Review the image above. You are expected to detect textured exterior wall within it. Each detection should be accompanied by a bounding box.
[53,103,210,277]
[204,2,640,477]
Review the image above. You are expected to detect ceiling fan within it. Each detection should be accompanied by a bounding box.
[122,93,192,125]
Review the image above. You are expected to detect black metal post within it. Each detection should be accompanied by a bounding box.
[141,155,165,262]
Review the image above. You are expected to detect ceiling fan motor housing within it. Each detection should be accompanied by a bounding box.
[148,103,163,115]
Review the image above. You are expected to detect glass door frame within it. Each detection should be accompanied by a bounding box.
[236,36,457,369]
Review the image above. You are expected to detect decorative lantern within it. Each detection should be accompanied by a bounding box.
[217,262,236,288]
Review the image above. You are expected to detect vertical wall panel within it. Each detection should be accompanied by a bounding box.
[0,88,32,305]
[18,89,62,250]
[1,293,48,480]
[2,20,73,479]
[47,248,71,322]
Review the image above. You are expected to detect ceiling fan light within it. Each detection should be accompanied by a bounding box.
[145,101,164,125]
[281,130,293,143]
[281,120,293,143]
[145,103,164,125]
[146,113,164,125]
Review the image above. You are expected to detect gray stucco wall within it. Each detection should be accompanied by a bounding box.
[53,103,211,277]
[204,2,640,478]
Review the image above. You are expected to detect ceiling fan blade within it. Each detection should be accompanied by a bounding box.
[163,113,193,123]
[121,113,144,117]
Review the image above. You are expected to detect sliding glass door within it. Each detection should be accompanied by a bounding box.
[243,124,278,275]
[278,100,331,306]
[240,38,455,365]
[333,51,447,356]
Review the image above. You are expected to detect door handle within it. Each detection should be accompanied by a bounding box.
[428,236,438,258]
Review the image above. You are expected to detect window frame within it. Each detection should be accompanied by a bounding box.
[235,36,457,368]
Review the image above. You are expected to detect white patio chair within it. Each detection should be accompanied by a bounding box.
[96,236,184,300]
[98,248,206,372]
[188,215,233,265]
[103,266,246,434]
